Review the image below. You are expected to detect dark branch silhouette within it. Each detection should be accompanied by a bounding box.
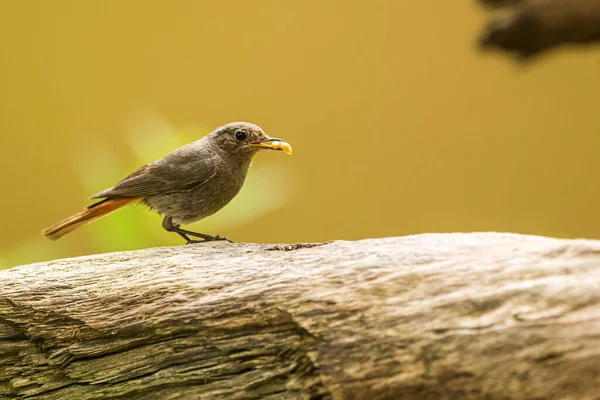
[478,0,600,60]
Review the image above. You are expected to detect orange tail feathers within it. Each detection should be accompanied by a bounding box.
[42,198,139,240]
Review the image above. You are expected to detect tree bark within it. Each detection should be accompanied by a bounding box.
[477,0,600,60]
[1,233,600,399]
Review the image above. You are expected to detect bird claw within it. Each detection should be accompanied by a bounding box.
[213,235,234,243]
[185,235,233,244]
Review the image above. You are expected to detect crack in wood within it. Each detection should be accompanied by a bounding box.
[266,242,332,252]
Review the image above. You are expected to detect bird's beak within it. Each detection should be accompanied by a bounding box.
[249,137,293,155]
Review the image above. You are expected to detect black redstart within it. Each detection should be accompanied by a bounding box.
[42,122,292,243]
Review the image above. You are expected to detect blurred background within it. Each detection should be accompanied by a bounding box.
[1,1,599,269]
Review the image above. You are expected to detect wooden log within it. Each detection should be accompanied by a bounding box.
[1,233,600,399]
[477,0,600,60]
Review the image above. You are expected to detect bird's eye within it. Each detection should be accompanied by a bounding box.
[235,130,247,141]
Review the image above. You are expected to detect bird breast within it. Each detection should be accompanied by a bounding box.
[144,158,251,225]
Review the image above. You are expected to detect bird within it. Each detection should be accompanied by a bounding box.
[42,122,292,244]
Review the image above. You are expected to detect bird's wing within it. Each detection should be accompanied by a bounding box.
[90,156,217,199]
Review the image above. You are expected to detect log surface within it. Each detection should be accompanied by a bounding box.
[1,233,600,399]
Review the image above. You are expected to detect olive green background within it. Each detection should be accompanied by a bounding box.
[1,1,599,268]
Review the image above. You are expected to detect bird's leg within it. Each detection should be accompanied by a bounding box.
[177,228,233,243]
[162,216,233,244]
[162,216,193,242]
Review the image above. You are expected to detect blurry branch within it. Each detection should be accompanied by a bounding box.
[2,233,600,399]
[477,0,600,60]
[478,0,523,7]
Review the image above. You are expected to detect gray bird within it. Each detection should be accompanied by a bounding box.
[42,122,292,243]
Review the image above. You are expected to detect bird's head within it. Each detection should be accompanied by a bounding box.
[210,122,292,157]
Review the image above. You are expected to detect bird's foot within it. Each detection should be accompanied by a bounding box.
[186,235,233,244]
[212,235,234,243]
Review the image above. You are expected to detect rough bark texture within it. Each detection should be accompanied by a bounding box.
[477,0,600,60]
[1,233,600,399]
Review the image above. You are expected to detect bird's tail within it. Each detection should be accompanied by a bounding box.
[42,198,138,240]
